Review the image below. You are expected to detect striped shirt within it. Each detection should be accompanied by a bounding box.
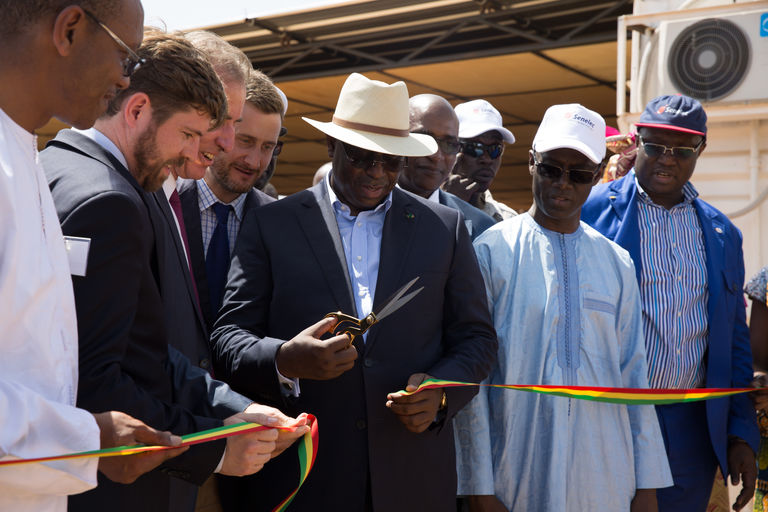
[636,177,708,389]
[195,178,248,254]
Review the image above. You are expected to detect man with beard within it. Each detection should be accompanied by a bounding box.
[0,1,188,510]
[42,33,308,512]
[398,94,495,241]
[442,99,517,222]
[210,72,497,511]
[582,94,758,512]
[178,69,283,333]
[152,29,252,374]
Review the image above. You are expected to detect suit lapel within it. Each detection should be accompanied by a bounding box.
[297,184,356,315]
[694,199,724,323]
[364,189,419,354]
[178,181,212,327]
[152,188,208,333]
[610,175,642,282]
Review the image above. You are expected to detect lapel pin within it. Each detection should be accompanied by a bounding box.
[404,211,415,220]
[609,196,616,200]
[715,227,723,234]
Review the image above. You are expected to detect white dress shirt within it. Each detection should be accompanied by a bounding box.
[0,109,100,512]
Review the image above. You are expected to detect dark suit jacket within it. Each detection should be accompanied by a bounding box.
[150,187,211,372]
[581,172,759,479]
[42,130,251,512]
[177,178,275,332]
[210,183,497,511]
[438,189,496,241]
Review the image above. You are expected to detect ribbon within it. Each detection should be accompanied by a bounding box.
[0,414,318,512]
[399,378,755,405]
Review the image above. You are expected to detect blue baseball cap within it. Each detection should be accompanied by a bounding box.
[635,94,707,136]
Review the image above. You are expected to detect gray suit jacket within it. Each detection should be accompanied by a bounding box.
[42,129,251,512]
[210,183,497,511]
[438,189,496,241]
[177,178,275,332]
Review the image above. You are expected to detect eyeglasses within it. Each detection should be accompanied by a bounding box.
[272,140,283,157]
[532,154,598,185]
[411,131,461,155]
[460,140,504,160]
[638,135,704,159]
[83,9,144,77]
[339,142,405,171]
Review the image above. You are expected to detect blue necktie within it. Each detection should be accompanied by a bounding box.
[206,202,232,314]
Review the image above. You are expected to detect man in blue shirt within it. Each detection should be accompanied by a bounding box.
[582,94,758,512]
[210,72,497,511]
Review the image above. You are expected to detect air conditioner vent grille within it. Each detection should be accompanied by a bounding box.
[667,18,751,102]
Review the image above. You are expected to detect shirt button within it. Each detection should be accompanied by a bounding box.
[677,312,682,317]
[677,276,683,281]
[358,290,365,297]
[357,221,362,227]
[357,255,362,261]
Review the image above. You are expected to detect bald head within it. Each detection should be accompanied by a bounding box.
[409,94,457,130]
[399,94,460,199]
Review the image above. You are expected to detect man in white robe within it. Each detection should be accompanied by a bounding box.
[454,104,672,511]
[0,3,185,511]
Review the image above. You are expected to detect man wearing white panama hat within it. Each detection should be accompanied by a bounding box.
[210,72,498,511]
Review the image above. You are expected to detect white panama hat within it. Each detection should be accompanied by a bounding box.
[303,73,437,157]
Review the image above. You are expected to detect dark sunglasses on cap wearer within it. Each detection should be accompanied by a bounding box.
[411,131,461,155]
[339,141,405,171]
[532,153,598,185]
[460,140,504,160]
[83,9,144,77]
[638,135,705,159]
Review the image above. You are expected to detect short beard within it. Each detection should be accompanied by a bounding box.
[133,122,183,192]
[210,157,259,195]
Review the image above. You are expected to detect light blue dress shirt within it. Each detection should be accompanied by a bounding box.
[324,174,392,324]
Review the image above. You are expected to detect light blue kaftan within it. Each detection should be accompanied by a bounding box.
[454,213,672,511]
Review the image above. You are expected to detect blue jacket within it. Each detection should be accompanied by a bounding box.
[581,172,758,478]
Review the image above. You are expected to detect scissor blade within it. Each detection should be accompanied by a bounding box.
[373,277,423,322]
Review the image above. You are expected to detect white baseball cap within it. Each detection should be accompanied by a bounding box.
[532,104,606,164]
[455,99,515,144]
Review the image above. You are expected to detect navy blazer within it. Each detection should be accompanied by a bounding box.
[177,178,275,332]
[581,172,759,478]
[438,189,496,241]
[210,183,497,511]
[43,130,251,512]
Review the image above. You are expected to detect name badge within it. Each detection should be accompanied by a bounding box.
[64,236,91,277]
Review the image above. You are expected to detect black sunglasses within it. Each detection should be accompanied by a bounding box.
[339,142,405,172]
[638,135,704,159]
[460,140,504,160]
[83,9,144,77]
[532,154,598,185]
[411,131,461,155]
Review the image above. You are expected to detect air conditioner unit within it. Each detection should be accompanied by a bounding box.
[647,7,768,105]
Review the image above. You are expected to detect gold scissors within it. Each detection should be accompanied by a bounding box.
[324,276,423,343]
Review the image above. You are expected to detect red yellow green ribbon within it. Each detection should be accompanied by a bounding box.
[401,378,755,405]
[0,414,318,512]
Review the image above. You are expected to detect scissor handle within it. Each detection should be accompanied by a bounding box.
[324,311,364,342]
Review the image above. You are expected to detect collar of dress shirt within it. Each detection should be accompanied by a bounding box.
[74,127,129,170]
[195,177,248,222]
[162,174,177,200]
[632,169,698,206]
[324,171,393,217]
